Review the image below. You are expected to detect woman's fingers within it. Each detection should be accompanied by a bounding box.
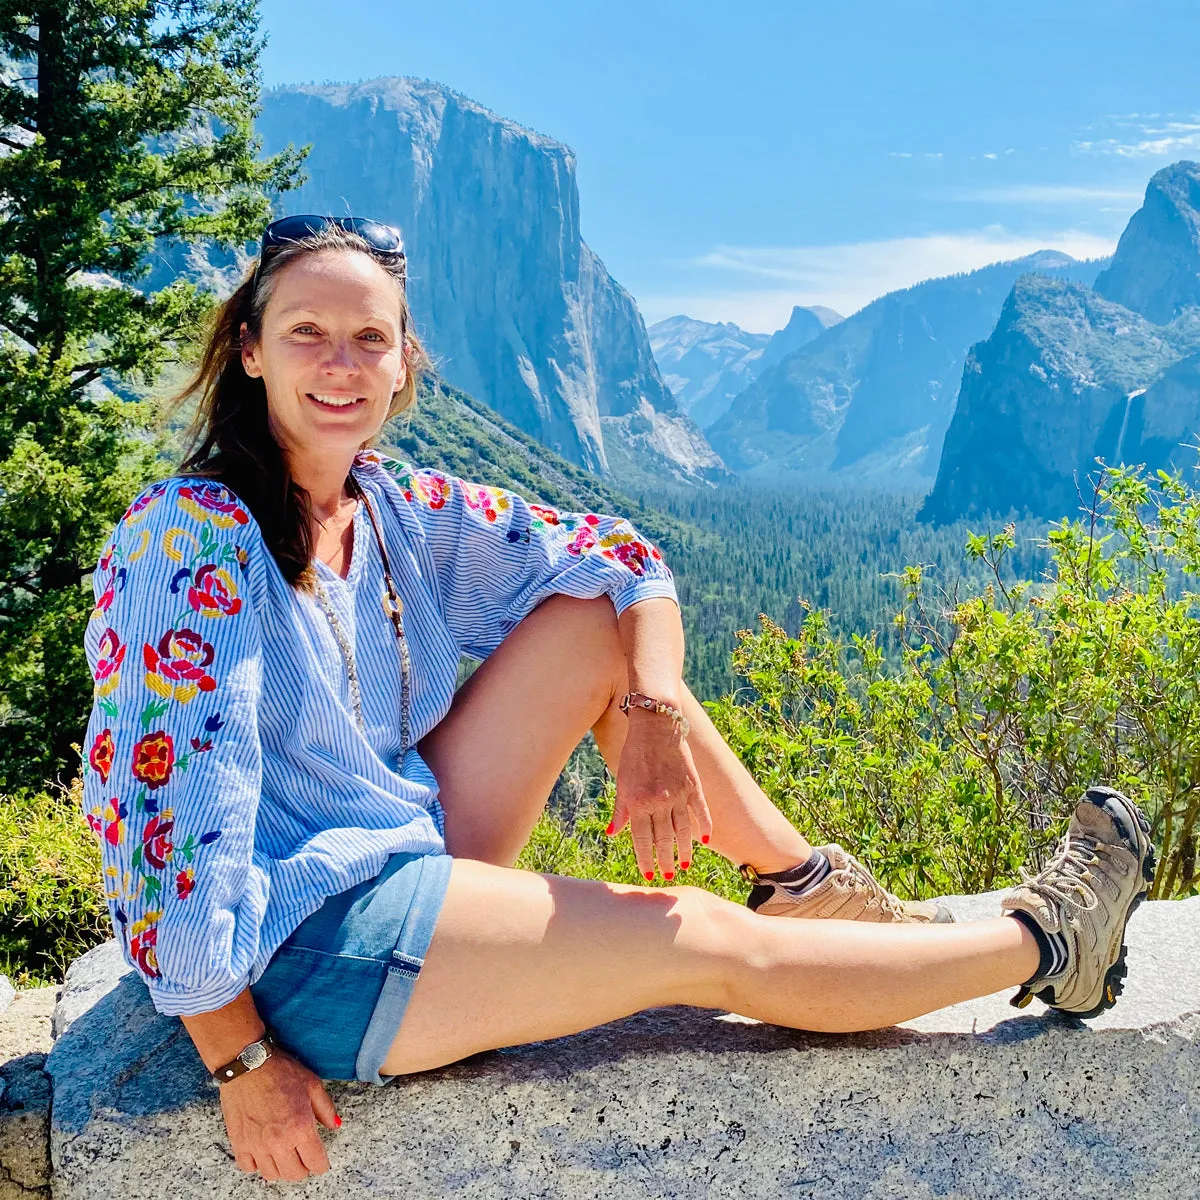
[296,1124,332,1176]
[607,796,629,838]
[671,806,693,871]
[629,809,657,880]
[652,812,677,880]
[688,782,714,847]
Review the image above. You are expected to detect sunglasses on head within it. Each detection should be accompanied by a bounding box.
[252,214,406,288]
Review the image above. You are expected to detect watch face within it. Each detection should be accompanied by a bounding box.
[240,1042,269,1070]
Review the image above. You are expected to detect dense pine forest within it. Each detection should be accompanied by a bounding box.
[625,485,1050,701]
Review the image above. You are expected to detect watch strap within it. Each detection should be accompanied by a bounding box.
[210,1032,277,1086]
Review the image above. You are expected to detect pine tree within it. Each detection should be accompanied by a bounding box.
[0,1,305,788]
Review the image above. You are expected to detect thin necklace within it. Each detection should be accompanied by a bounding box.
[311,473,412,754]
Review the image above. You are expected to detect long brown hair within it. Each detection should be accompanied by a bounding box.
[169,223,429,590]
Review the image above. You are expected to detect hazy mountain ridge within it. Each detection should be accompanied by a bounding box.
[926,162,1200,520]
[648,305,841,430]
[708,251,1107,487]
[252,77,725,487]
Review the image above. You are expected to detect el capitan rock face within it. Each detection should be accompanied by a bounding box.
[1094,161,1200,325]
[921,275,1200,521]
[255,78,725,486]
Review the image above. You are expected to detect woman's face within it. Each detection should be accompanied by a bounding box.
[240,249,408,463]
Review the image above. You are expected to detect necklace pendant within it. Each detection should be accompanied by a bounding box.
[382,590,403,620]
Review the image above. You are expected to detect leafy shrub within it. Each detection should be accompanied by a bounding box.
[527,464,1200,903]
[0,776,109,986]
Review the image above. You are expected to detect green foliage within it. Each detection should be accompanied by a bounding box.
[526,464,1200,904]
[0,1,304,789]
[0,775,108,986]
[710,465,1200,900]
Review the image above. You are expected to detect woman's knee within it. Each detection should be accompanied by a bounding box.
[664,884,759,1011]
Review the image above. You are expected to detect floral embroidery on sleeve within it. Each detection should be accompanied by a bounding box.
[83,480,250,982]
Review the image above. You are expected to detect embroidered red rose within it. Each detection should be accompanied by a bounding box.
[175,868,195,900]
[142,812,176,870]
[143,627,217,702]
[93,628,127,697]
[187,564,242,618]
[131,731,175,789]
[177,482,250,528]
[129,925,160,979]
[611,540,652,577]
[121,481,169,524]
[89,728,115,784]
[529,504,561,526]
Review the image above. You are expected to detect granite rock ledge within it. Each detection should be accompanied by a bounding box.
[44,893,1200,1200]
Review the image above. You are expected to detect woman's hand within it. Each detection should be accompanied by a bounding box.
[608,713,712,880]
[220,1046,341,1182]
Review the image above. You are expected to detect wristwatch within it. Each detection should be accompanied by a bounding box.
[210,1032,278,1087]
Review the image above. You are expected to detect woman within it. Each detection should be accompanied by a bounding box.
[81,215,1155,1183]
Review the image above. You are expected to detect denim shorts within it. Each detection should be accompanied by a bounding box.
[249,851,453,1085]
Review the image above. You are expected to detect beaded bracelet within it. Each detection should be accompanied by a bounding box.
[619,692,691,738]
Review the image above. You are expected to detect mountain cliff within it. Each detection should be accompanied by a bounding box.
[1094,161,1200,323]
[253,77,725,486]
[648,318,770,429]
[921,275,1200,521]
[709,252,1106,486]
[648,305,840,431]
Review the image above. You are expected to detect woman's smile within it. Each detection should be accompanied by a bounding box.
[307,392,367,410]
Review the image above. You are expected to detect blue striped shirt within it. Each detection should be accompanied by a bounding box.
[80,450,678,1016]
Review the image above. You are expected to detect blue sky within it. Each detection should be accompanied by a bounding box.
[258,0,1199,331]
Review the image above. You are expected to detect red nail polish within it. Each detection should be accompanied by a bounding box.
[644,871,654,881]
[701,835,710,844]
[681,862,690,870]
[606,823,615,835]
[663,872,674,880]
[334,1116,342,1128]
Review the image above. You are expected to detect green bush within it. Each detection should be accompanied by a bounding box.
[0,775,109,987]
[527,464,1200,903]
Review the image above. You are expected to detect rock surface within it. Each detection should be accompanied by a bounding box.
[922,274,1200,521]
[43,894,1200,1199]
[710,252,1106,488]
[248,78,725,488]
[649,307,841,431]
[0,987,57,1200]
[1095,161,1200,324]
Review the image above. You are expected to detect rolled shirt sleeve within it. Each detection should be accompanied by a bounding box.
[80,477,267,1016]
[376,460,678,661]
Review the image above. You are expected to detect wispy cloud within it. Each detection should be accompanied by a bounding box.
[638,226,1118,332]
[1075,114,1200,158]
[947,183,1144,205]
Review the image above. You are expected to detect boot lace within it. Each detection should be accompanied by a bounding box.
[1016,832,1121,920]
[842,853,907,918]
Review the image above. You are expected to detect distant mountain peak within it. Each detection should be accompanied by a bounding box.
[1094,159,1200,324]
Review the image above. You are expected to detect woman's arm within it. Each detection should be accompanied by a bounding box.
[368,458,679,660]
[180,989,268,1072]
[609,597,713,879]
[618,594,685,706]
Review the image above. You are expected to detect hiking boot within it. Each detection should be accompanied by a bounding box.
[1002,785,1156,1018]
[745,844,955,924]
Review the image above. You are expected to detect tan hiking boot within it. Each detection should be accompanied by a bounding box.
[744,844,955,924]
[1002,785,1156,1018]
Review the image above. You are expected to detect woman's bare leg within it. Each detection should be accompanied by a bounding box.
[382,859,1040,1075]
[417,595,809,872]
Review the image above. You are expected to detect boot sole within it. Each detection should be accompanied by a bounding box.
[1047,794,1157,1020]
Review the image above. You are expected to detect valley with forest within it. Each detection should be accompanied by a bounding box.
[3,54,1200,994]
